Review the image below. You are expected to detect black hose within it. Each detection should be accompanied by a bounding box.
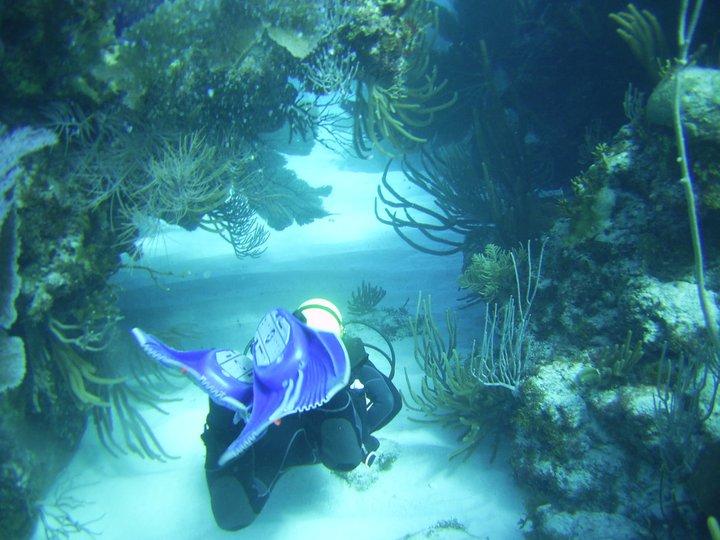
[345,320,397,380]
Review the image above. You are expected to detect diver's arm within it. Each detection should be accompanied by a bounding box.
[356,362,399,433]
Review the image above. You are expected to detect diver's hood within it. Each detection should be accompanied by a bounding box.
[218,308,350,466]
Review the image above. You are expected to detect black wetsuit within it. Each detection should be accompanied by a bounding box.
[201,336,401,531]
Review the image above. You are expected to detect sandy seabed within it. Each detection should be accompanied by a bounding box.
[33,146,527,540]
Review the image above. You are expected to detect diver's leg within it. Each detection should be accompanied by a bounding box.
[202,403,317,529]
[311,391,365,472]
[205,465,258,531]
[318,417,365,471]
[202,401,262,530]
[251,413,317,497]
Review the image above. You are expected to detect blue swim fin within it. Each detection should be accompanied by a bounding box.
[218,308,350,466]
[131,328,253,416]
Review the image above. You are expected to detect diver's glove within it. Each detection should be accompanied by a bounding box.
[364,435,380,453]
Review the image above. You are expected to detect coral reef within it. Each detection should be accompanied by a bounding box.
[92,0,279,134]
[517,76,720,535]
[647,67,720,146]
[0,333,24,394]
[399,3,720,536]
[0,126,57,395]
[532,505,648,540]
[143,132,233,229]
[0,0,113,113]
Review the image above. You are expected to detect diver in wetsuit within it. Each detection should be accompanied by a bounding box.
[131,298,401,531]
[202,299,401,530]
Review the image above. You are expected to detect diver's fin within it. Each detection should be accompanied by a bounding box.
[218,309,349,466]
[131,328,253,415]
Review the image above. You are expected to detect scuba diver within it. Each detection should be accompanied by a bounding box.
[131,298,401,531]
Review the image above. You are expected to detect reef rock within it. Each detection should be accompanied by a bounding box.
[622,275,717,349]
[532,504,649,540]
[514,362,624,506]
[647,67,720,146]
